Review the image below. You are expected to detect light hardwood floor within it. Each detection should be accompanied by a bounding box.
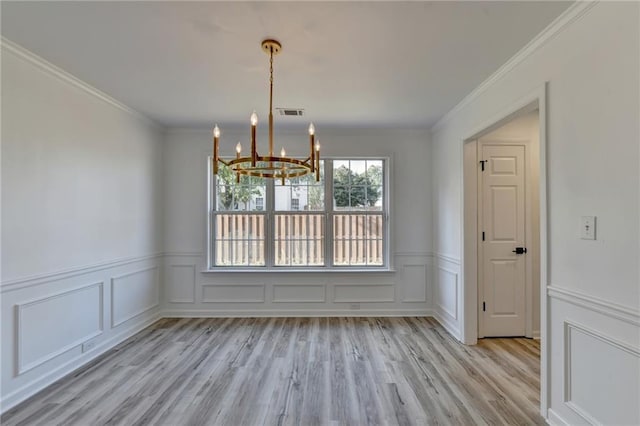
[2,317,542,426]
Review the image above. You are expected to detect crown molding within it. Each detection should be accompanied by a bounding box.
[1,37,164,131]
[431,1,599,134]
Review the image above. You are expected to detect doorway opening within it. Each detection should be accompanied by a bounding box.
[473,111,540,338]
[461,88,548,416]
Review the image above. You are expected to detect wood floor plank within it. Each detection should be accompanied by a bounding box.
[1,317,542,426]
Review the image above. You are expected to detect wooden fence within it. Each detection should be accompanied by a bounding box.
[215,213,383,266]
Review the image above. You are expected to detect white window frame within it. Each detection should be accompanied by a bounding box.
[207,157,390,271]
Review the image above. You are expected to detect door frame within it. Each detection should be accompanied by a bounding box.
[460,83,548,417]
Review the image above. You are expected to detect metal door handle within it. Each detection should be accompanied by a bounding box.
[512,247,527,254]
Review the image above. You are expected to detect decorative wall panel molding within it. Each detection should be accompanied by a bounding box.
[272,284,326,303]
[202,284,266,303]
[167,264,196,303]
[402,264,428,302]
[563,320,640,425]
[333,284,395,303]
[110,267,159,328]
[16,282,104,375]
[436,266,458,320]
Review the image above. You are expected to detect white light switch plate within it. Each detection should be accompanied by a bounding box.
[580,216,596,240]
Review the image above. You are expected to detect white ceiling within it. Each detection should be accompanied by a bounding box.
[1,1,571,129]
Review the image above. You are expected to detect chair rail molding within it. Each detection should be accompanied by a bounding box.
[548,285,640,326]
[1,253,164,293]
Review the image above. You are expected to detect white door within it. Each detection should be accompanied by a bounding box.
[478,142,527,337]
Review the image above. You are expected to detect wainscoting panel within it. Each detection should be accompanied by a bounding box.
[432,254,461,340]
[1,256,162,414]
[164,252,432,316]
[273,284,326,303]
[564,321,639,425]
[202,284,266,303]
[333,284,395,303]
[111,267,160,328]
[402,264,428,302]
[436,266,458,320]
[548,286,640,426]
[16,282,103,375]
[167,264,196,303]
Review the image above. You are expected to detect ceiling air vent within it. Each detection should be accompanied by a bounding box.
[276,108,305,117]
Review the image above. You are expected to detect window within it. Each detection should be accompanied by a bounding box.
[210,158,388,269]
[332,160,384,266]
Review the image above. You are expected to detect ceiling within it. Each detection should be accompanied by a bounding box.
[1,1,571,129]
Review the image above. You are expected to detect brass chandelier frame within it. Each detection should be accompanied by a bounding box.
[213,39,320,183]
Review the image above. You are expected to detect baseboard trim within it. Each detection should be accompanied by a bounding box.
[0,311,162,415]
[432,311,462,341]
[162,309,433,318]
[547,408,569,426]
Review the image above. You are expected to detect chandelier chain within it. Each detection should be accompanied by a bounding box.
[269,48,274,114]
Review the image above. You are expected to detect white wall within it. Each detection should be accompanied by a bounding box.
[162,127,433,316]
[1,41,165,410]
[430,2,639,424]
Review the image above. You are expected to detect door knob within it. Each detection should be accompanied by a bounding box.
[512,247,527,254]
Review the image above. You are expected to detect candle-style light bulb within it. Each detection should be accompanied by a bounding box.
[213,125,221,138]
[280,147,286,157]
[236,142,242,154]
[308,122,315,136]
[250,111,258,126]
[315,140,320,152]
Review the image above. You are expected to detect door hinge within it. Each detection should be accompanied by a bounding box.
[479,160,487,171]
[482,231,485,241]
[483,302,486,312]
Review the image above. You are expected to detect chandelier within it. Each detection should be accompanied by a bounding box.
[212,39,320,183]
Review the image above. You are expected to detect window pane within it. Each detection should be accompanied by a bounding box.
[333,160,384,211]
[333,213,383,266]
[275,161,324,211]
[274,214,325,266]
[366,160,383,185]
[350,160,366,182]
[215,164,266,211]
[215,214,265,266]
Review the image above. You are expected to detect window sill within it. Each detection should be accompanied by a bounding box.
[201,267,396,273]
